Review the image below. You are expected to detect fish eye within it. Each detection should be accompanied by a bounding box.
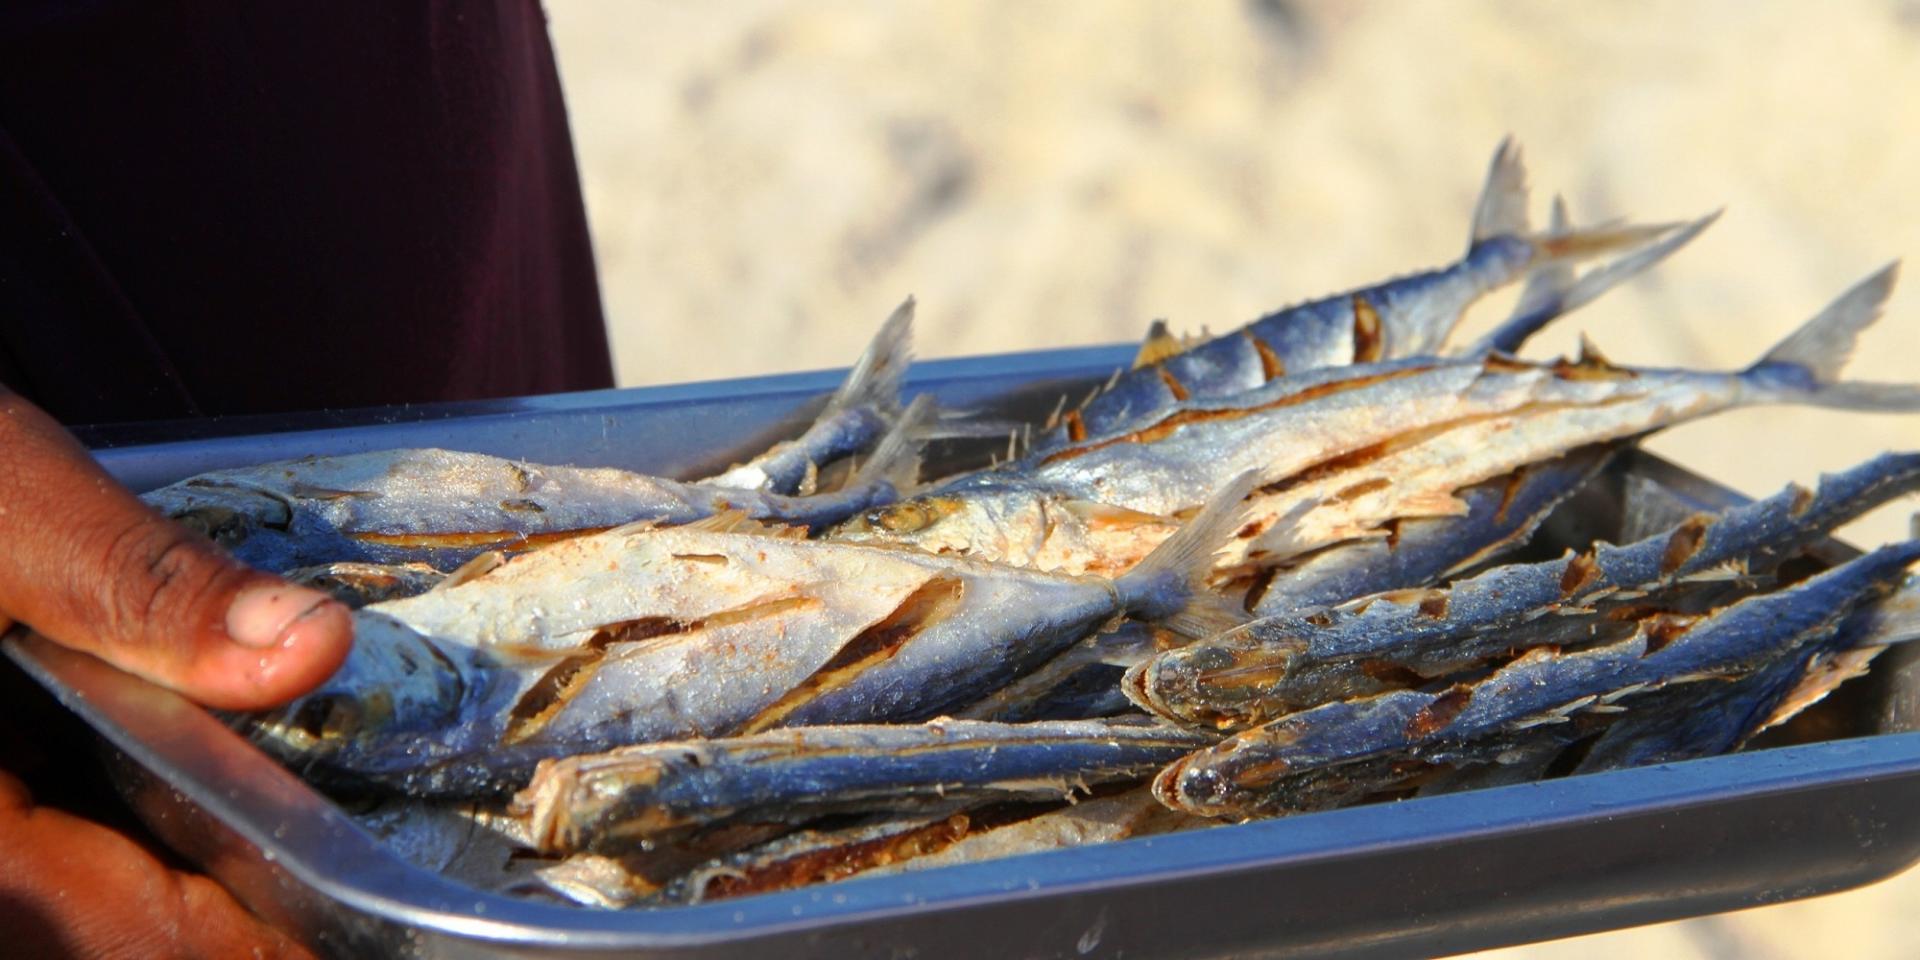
[287,694,362,743]
[870,501,936,534]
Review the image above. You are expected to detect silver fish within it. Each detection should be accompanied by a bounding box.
[244,474,1253,796]
[1132,451,1920,729]
[1573,577,1920,773]
[512,718,1218,855]
[1036,142,1707,448]
[838,266,1920,586]
[149,395,929,574]
[1154,541,1920,819]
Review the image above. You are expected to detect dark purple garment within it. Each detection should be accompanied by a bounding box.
[0,1,613,425]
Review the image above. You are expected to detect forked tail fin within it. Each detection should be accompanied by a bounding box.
[1465,204,1721,356]
[1742,263,1920,410]
[848,393,934,494]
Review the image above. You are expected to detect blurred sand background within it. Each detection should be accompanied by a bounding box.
[545,2,1920,956]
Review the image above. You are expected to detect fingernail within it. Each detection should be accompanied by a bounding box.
[226,583,335,649]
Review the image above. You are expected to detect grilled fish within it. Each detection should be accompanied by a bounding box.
[244,474,1253,796]
[1133,451,1920,729]
[150,395,929,574]
[1037,142,1708,448]
[1155,541,1920,819]
[513,717,1217,855]
[838,267,1920,586]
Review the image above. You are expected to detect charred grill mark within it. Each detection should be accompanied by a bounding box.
[1406,686,1473,739]
[1157,367,1192,402]
[1560,551,1601,597]
[1065,410,1088,443]
[1641,613,1700,655]
[1660,516,1712,576]
[740,577,967,733]
[1494,468,1529,525]
[1787,485,1816,519]
[699,814,976,900]
[1481,353,1534,374]
[1332,477,1392,503]
[1351,295,1384,364]
[1243,566,1279,612]
[1359,660,1426,686]
[502,598,819,744]
[1246,332,1287,381]
[671,553,729,565]
[1039,365,1438,465]
[1417,593,1450,619]
[504,629,641,745]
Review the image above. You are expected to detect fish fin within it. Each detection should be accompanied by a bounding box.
[1469,137,1530,245]
[1742,264,1920,409]
[1114,471,1260,628]
[1161,595,1255,643]
[1132,319,1187,369]
[848,393,932,493]
[680,509,805,537]
[1467,207,1719,356]
[825,297,914,417]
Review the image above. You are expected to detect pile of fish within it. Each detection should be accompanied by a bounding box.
[145,141,1920,908]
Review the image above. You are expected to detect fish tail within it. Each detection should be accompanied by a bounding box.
[848,393,933,493]
[1468,137,1530,246]
[825,296,915,417]
[1469,203,1720,356]
[1742,263,1920,410]
[1113,471,1259,639]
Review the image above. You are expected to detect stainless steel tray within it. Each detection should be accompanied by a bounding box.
[11,344,1920,959]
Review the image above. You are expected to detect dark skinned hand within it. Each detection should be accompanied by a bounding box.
[0,387,353,959]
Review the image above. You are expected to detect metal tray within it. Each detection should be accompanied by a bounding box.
[10,344,1920,959]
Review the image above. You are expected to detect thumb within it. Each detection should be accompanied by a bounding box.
[0,391,351,710]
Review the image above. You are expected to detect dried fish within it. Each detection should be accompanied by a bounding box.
[1034,142,1706,448]
[513,718,1217,855]
[1156,542,1920,819]
[148,395,929,574]
[1133,451,1920,729]
[839,267,1919,586]
[1246,442,1620,618]
[243,474,1254,796]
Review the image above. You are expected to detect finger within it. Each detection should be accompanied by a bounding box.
[0,769,316,960]
[0,390,351,709]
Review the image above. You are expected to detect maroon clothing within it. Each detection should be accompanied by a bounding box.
[0,1,612,425]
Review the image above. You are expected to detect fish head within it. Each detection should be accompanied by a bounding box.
[514,748,709,854]
[242,612,477,767]
[146,481,294,551]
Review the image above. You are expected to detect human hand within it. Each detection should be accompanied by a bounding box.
[0,387,351,958]
[0,388,352,707]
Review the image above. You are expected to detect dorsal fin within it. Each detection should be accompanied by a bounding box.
[1132,319,1189,369]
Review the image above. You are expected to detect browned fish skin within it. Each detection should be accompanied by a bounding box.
[513,718,1218,856]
